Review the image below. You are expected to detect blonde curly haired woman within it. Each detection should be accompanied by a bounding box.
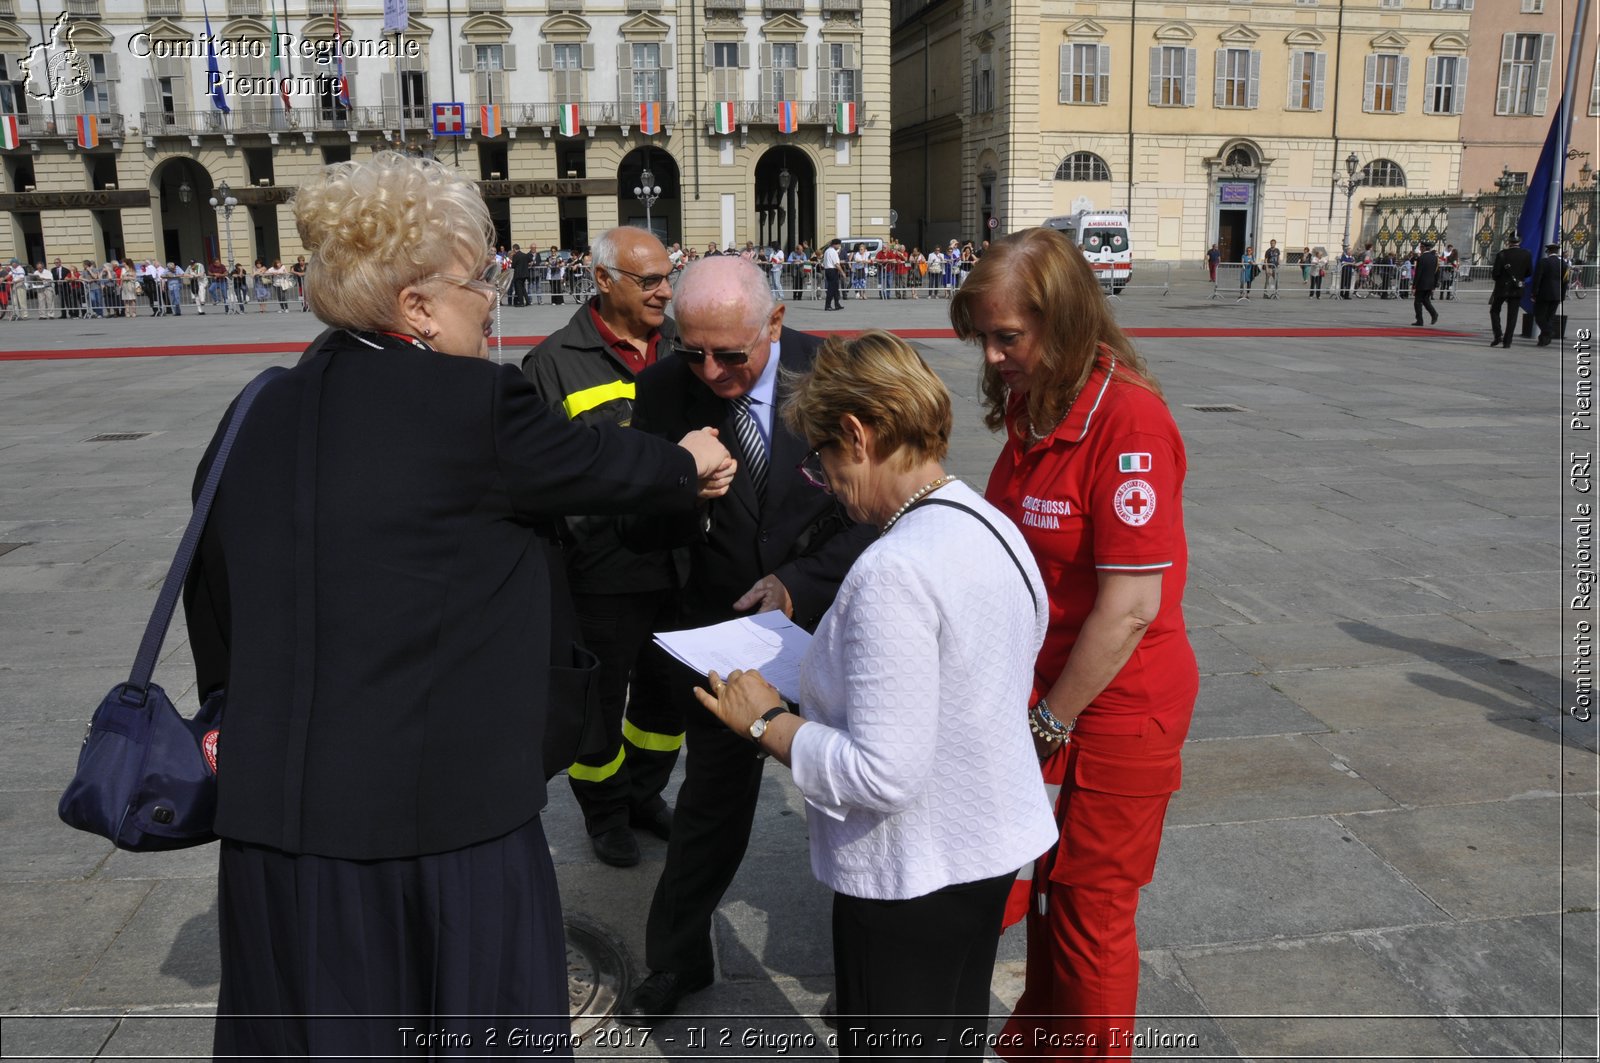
[187,152,732,1059]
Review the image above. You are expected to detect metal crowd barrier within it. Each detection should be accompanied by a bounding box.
[1103,262,1171,298]
[1,273,311,319]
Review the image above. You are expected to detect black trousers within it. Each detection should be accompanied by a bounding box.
[644,661,767,974]
[825,267,843,308]
[1535,298,1561,343]
[833,871,1016,1060]
[1414,287,1437,324]
[567,589,681,835]
[1490,292,1522,341]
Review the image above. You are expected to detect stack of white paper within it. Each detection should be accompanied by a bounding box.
[653,611,813,703]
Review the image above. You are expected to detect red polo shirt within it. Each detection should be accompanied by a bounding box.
[985,352,1197,730]
[589,303,659,375]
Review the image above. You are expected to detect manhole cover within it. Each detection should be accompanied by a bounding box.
[83,432,153,443]
[565,918,628,1036]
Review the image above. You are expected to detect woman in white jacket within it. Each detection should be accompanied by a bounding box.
[697,330,1055,1060]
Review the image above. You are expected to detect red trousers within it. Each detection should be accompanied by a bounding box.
[999,716,1187,1061]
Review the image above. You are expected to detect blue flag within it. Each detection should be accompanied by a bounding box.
[204,12,231,114]
[1515,106,1564,312]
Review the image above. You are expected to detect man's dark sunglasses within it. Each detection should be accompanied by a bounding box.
[601,264,672,291]
[670,344,750,367]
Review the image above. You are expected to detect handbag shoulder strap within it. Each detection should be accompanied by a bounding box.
[909,497,1042,615]
[129,366,286,689]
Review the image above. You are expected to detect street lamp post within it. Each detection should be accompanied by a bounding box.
[633,155,662,236]
[1338,152,1361,252]
[209,180,238,312]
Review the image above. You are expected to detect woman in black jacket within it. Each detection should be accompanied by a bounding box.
[184,152,732,1059]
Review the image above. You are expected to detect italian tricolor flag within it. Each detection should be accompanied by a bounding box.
[711,101,736,136]
[558,103,581,137]
[1,115,19,151]
[835,101,857,136]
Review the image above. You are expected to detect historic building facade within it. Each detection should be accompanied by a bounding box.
[891,0,1596,262]
[0,0,890,265]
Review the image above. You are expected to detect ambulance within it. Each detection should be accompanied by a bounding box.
[1042,211,1132,294]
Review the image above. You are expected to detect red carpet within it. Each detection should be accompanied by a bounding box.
[0,326,1479,362]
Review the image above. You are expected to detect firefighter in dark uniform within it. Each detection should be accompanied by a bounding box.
[523,227,684,867]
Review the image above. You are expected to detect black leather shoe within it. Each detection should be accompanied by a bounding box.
[629,803,673,841]
[616,968,713,1024]
[1489,337,1502,346]
[590,826,641,867]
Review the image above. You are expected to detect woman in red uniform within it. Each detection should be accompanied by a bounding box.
[951,227,1198,1059]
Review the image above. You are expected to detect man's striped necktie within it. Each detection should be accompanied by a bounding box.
[731,394,768,501]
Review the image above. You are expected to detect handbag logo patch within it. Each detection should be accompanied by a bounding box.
[201,729,219,774]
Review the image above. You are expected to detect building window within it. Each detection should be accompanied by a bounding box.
[551,42,583,104]
[1059,43,1109,105]
[1424,54,1466,114]
[1363,53,1407,114]
[1497,33,1555,115]
[1149,46,1194,107]
[469,43,513,107]
[707,40,745,101]
[1591,55,1600,115]
[973,53,994,113]
[0,56,25,117]
[401,70,426,121]
[630,43,663,102]
[1521,0,1543,11]
[1287,50,1326,110]
[1054,152,1110,181]
[82,54,114,114]
[823,43,860,105]
[1361,159,1406,187]
[1214,47,1258,109]
[1430,0,1473,9]
[765,42,798,104]
[1379,0,1400,8]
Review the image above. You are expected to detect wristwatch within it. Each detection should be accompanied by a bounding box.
[749,704,790,743]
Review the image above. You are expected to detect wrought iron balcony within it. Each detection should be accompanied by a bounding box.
[64,0,101,16]
[0,0,16,17]
[499,100,675,131]
[821,0,861,13]
[707,98,859,128]
[8,112,124,140]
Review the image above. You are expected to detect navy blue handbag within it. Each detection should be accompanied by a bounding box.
[58,368,283,851]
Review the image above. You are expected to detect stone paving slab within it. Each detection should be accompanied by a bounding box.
[1212,614,1527,671]
[1166,735,1398,826]
[1185,673,1328,742]
[1337,797,1596,921]
[1265,658,1559,732]
[1139,818,1448,949]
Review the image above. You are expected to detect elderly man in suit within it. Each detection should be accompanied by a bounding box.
[1411,241,1440,326]
[617,256,874,1022]
[1489,232,1534,348]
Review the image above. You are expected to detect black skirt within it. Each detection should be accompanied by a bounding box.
[213,815,572,1061]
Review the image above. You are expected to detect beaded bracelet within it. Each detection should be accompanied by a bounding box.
[1034,697,1077,737]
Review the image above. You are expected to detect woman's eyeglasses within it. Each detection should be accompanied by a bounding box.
[798,442,833,490]
[422,265,515,302]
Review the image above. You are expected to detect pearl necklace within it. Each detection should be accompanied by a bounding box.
[881,475,955,533]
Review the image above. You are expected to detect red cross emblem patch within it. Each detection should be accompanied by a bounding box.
[1113,479,1155,526]
[201,729,220,775]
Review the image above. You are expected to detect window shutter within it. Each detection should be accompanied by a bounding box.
[344,54,359,75]
[381,71,396,108]
[617,43,632,104]
[1059,44,1071,103]
[1097,44,1110,104]
[501,46,516,71]
[1184,47,1196,106]
[460,45,476,71]
[661,43,672,69]
[142,76,159,115]
[844,44,857,69]
[1148,46,1161,105]
[1247,49,1260,108]
[1452,56,1468,113]
[1213,48,1226,107]
[539,44,554,70]
[1312,51,1326,110]
[703,43,715,69]
[1423,56,1439,113]
[739,43,751,69]
[796,45,807,69]
[974,58,982,112]
[103,53,119,81]
[1533,32,1555,115]
[1363,54,1377,111]
[1395,54,1409,113]
[1287,51,1302,108]
[581,45,595,70]
[1495,34,1516,114]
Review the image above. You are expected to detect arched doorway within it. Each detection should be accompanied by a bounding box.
[1209,142,1263,264]
[617,147,680,244]
[150,158,218,265]
[755,147,814,253]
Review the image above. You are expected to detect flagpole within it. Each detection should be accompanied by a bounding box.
[1545,0,1592,248]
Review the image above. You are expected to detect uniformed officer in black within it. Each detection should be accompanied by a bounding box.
[1489,232,1533,348]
